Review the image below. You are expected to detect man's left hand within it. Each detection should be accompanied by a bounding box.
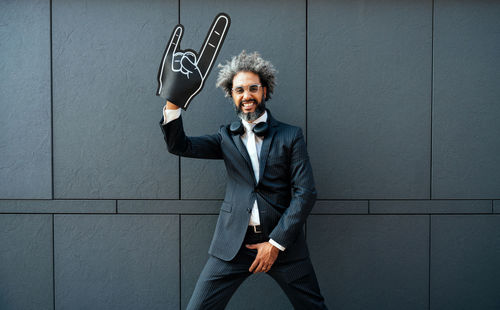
[246,242,279,273]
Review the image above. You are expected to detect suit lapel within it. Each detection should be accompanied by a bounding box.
[228,110,278,186]
[258,112,278,183]
[231,133,257,184]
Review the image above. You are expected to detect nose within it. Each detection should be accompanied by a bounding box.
[242,89,252,100]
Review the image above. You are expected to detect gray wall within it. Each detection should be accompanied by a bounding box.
[1,0,499,309]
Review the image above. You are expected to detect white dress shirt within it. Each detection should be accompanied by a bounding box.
[239,112,266,227]
[162,106,285,251]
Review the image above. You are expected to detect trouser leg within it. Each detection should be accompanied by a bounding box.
[268,257,328,310]
[186,253,253,310]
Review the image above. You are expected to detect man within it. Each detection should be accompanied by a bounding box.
[160,51,327,309]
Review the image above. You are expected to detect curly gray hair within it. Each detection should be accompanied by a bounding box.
[216,51,277,101]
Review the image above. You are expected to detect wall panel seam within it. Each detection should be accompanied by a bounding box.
[179,215,182,310]
[179,156,182,200]
[305,0,308,143]
[52,213,55,310]
[178,0,181,202]
[1,212,498,216]
[428,214,432,310]
[430,0,435,200]
[50,0,54,200]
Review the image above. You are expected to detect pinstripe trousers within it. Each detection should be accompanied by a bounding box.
[186,232,328,310]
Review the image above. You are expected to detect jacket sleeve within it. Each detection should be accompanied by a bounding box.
[268,128,317,248]
[159,115,223,159]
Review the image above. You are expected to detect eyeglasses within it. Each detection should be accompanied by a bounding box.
[231,84,262,95]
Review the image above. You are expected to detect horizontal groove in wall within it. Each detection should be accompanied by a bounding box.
[0,200,115,213]
[1,199,497,215]
[118,200,222,214]
[312,200,368,214]
[371,200,493,214]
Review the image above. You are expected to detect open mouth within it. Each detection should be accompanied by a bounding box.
[241,100,257,110]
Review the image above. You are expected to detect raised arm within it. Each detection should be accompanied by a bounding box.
[159,109,223,160]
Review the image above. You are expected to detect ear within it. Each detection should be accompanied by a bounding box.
[263,86,267,100]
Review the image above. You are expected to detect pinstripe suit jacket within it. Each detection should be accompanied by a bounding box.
[160,110,317,262]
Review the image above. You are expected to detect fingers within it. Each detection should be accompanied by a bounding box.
[168,25,184,56]
[249,258,259,273]
[250,260,271,273]
[171,52,183,71]
[255,261,266,273]
[157,25,184,95]
[197,13,231,79]
[181,51,202,78]
[248,254,273,273]
[247,242,279,273]
[249,259,267,273]
[170,50,202,81]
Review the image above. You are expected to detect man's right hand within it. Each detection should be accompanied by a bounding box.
[165,101,180,110]
[156,13,230,110]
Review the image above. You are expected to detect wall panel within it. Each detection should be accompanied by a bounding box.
[52,0,179,199]
[308,0,432,199]
[308,215,429,310]
[430,215,500,310]
[432,0,500,198]
[54,214,179,310]
[0,0,52,198]
[0,215,53,310]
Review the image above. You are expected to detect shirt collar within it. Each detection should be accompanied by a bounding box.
[240,111,268,132]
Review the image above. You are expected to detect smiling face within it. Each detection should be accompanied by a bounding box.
[231,71,267,122]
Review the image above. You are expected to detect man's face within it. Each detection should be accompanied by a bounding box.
[231,71,267,122]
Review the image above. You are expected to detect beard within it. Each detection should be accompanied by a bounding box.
[234,94,267,122]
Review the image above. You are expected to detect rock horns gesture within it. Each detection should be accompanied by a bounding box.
[156,13,231,110]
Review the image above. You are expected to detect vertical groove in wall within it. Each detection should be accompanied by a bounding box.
[305,0,308,142]
[428,215,432,310]
[430,0,435,200]
[52,214,56,310]
[178,215,182,309]
[178,0,181,200]
[50,0,54,200]
[179,157,182,199]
